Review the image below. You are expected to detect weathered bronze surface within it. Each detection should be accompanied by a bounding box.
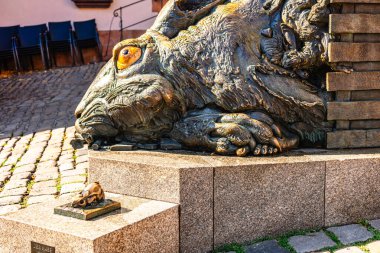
[54,199,121,220]
[55,182,121,220]
[71,182,105,208]
[75,0,340,156]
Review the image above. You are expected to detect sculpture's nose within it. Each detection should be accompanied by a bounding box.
[75,103,85,119]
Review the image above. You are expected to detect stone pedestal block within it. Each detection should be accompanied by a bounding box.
[88,148,380,252]
[0,193,179,253]
[214,161,325,246]
[89,151,214,253]
[325,157,380,226]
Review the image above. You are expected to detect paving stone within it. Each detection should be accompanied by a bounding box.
[0,172,11,183]
[29,186,57,196]
[58,192,77,200]
[60,175,86,185]
[245,240,290,253]
[366,240,380,253]
[58,162,74,172]
[27,195,56,205]
[13,164,35,174]
[75,162,88,171]
[0,195,22,206]
[288,232,336,253]
[36,160,57,170]
[0,165,12,173]
[75,155,88,164]
[0,204,21,215]
[335,247,364,253]
[11,172,32,180]
[4,155,20,166]
[3,179,29,190]
[32,180,56,189]
[34,172,59,182]
[61,168,86,177]
[0,187,28,197]
[370,220,380,231]
[327,224,372,245]
[60,183,85,194]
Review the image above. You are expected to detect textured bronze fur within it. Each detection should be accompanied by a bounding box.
[75,0,335,156]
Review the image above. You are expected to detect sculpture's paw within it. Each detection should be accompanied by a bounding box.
[210,113,299,157]
[170,109,300,157]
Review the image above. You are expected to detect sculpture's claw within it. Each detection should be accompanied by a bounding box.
[170,109,300,156]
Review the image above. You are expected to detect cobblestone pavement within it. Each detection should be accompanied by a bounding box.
[219,221,380,253]
[0,63,104,215]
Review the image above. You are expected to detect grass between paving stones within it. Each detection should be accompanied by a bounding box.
[56,175,62,194]
[20,179,35,208]
[19,134,36,208]
[55,128,67,197]
[215,220,380,253]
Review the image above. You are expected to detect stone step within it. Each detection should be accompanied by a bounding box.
[0,193,179,253]
[88,148,380,252]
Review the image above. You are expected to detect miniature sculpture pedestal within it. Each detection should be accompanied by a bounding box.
[0,193,178,253]
[54,199,121,220]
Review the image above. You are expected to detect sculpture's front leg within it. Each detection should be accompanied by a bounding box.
[169,109,299,156]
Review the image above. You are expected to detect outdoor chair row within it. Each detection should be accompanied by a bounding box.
[0,19,103,71]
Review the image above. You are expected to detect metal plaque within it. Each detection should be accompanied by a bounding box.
[31,241,55,253]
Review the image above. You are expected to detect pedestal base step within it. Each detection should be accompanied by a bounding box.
[0,193,179,253]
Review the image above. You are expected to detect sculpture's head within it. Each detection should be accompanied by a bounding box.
[75,33,186,143]
[72,182,105,208]
[75,0,237,144]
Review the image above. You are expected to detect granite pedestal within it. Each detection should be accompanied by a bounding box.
[0,193,179,253]
[89,148,380,251]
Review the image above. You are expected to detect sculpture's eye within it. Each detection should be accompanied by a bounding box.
[117,46,142,70]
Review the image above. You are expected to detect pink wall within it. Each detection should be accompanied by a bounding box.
[0,0,156,31]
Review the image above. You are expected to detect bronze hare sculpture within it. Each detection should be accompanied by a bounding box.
[75,0,338,156]
[72,182,105,208]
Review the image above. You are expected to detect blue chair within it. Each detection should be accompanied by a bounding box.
[73,19,103,63]
[0,25,19,71]
[45,21,76,67]
[14,24,48,70]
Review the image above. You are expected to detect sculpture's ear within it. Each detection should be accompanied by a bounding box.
[150,0,226,39]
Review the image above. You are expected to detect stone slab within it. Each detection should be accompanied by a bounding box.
[89,150,213,253]
[214,161,325,246]
[0,193,179,253]
[325,157,380,226]
[288,232,337,253]
[245,240,290,253]
[89,148,380,252]
[370,219,380,231]
[327,224,373,245]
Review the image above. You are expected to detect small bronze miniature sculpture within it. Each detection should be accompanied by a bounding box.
[72,182,105,208]
[75,0,341,156]
[55,182,121,220]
